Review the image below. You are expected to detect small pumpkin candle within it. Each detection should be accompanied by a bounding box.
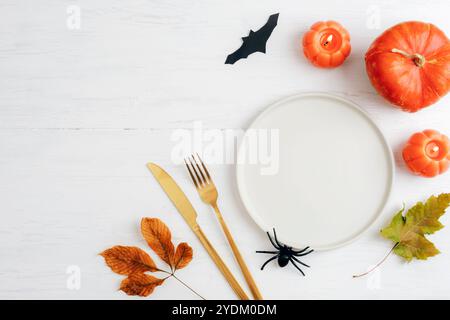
[402,129,450,178]
[302,21,351,68]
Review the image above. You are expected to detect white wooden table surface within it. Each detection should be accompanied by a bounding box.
[1,0,450,300]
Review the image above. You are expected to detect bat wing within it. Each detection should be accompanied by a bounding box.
[255,13,279,41]
[225,13,279,65]
[251,13,279,52]
[225,46,249,64]
[225,31,257,64]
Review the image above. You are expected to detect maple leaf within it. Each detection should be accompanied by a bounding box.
[120,273,164,297]
[173,242,193,270]
[381,193,450,261]
[354,194,450,278]
[100,246,158,275]
[141,217,175,268]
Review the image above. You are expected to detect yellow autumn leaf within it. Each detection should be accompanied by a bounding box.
[381,193,450,261]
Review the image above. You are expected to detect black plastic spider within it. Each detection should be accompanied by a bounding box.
[256,228,313,276]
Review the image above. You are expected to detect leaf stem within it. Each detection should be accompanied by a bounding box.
[159,269,205,300]
[172,274,206,300]
[353,243,398,278]
[158,269,172,275]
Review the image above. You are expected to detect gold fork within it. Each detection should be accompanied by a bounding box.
[184,154,263,300]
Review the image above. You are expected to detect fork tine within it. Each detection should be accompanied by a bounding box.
[184,158,199,189]
[196,153,211,181]
[188,156,205,186]
[192,155,209,185]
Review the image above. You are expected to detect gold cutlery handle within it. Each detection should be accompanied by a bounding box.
[213,205,263,300]
[193,224,249,300]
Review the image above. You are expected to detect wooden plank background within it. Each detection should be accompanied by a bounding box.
[0,0,449,299]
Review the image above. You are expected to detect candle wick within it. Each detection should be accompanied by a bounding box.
[324,34,333,46]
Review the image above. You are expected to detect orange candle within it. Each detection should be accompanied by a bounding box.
[402,129,450,178]
[302,21,351,68]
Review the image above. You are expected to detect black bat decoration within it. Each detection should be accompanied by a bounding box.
[225,13,279,65]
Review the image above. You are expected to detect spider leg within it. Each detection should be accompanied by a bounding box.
[260,254,279,270]
[272,228,283,248]
[266,231,280,250]
[291,255,310,268]
[289,257,305,276]
[292,246,310,254]
[293,249,314,257]
[256,250,278,254]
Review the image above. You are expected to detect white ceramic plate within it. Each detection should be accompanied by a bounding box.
[236,93,394,250]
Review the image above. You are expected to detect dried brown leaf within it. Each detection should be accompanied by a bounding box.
[100,246,158,275]
[120,273,164,297]
[101,218,196,298]
[173,242,193,270]
[141,218,175,267]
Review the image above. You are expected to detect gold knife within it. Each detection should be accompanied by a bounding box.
[147,163,250,300]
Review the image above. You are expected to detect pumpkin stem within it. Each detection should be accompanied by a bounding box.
[391,48,426,67]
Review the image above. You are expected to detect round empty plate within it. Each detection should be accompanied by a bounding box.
[236,93,394,250]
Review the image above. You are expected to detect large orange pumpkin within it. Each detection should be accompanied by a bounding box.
[365,21,450,112]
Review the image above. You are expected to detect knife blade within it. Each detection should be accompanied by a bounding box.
[147,162,198,228]
[146,162,249,300]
